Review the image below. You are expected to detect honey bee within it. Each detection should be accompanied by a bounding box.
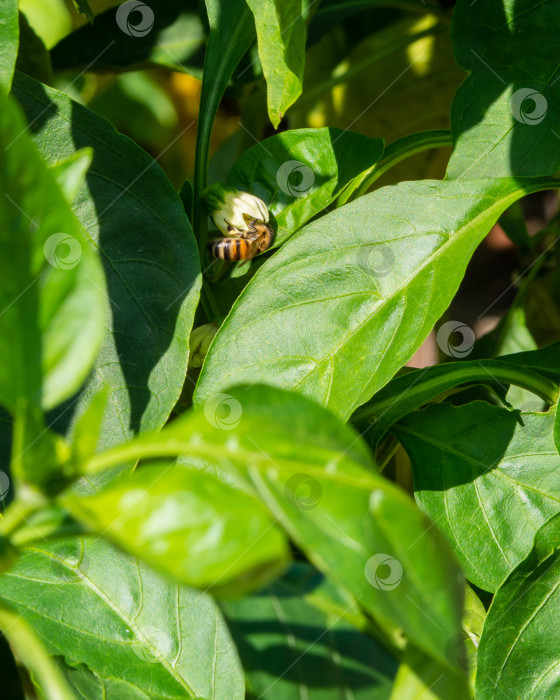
[208,219,274,261]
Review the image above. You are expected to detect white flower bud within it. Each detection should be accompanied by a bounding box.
[204,185,269,235]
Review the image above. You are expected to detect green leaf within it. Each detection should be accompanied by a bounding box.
[222,563,399,699]
[0,0,18,89]
[475,512,560,699]
[353,350,559,449]
[85,385,465,668]
[71,386,108,465]
[0,538,245,699]
[71,0,93,22]
[60,463,290,594]
[344,130,453,204]
[52,0,206,75]
[49,148,93,204]
[0,600,75,700]
[246,0,306,128]
[463,584,485,691]
[0,81,105,413]
[394,402,560,592]
[195,177,557,420]
[224,127,384,246]
[12,72,201,451]
[447,0,560,178]
[15,11,53,85]
[389,645,469,700]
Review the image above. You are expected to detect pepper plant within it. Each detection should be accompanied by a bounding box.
[1,0,560,698]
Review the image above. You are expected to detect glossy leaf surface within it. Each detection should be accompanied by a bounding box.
[61,463,290,594]
[196,177,553,420]
[86,385,464,668]
[0,538,245,699]
[395,402,560,592]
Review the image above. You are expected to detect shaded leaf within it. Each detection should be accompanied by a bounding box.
[475,512,560,699]
[52,0,206,75]
[395,402,560,592]
[222,563,399,699]
[0,81,105,413]
[447,0,560,178]
[12,71,201,452]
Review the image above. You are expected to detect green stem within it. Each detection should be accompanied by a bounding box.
[201,284,223,323]
[377,438,399,473]
[0,492,45,539]
[193,119,211,268]
[353,362,559,424]
[0,603,75,700]
[341,129,453,205]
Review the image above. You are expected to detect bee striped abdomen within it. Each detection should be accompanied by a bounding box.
[208,222,274,261]
[209,237,248,261]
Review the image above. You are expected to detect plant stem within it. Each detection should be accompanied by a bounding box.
[0,493,45,539]
[341,129,453,205]
[353,362,560,425]
[0,604,76,700]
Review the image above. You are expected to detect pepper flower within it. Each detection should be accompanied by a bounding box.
[203,184,269,235]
